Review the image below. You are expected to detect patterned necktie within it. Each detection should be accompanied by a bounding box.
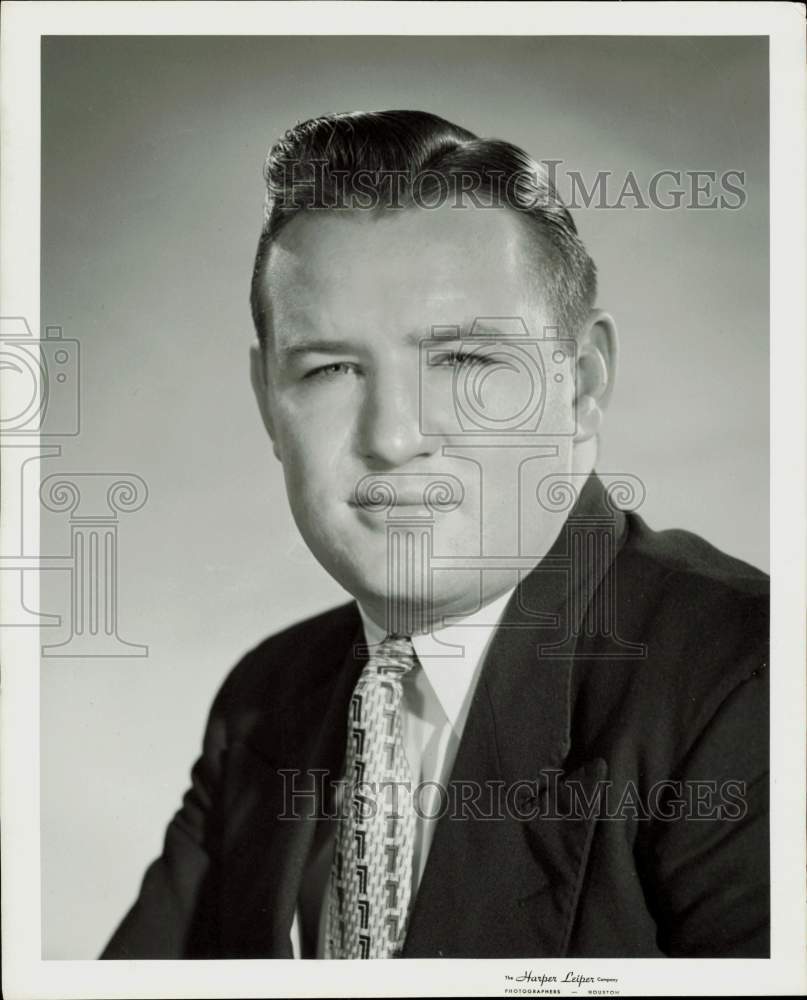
[326,634,418,959]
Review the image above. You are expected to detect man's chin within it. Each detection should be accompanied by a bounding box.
[304,529,516,627]
[337,575,508,635]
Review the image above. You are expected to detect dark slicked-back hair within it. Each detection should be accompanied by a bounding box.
[250,110,597,345]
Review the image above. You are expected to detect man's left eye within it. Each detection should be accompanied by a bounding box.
[429,351,497,369]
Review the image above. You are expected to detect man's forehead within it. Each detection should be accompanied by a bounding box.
[268,281,486,334]
[261,205,546,337]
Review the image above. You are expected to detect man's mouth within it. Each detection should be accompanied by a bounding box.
[348,495,430,509]
[350,473,466,514]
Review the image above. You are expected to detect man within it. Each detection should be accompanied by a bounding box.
[101,110,769,959]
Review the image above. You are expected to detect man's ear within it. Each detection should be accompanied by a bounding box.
[249,344,281,460]
[573,309,618,442]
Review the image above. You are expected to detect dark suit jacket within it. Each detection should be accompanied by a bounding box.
[101,473,769,959]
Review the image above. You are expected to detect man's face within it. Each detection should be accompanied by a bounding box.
[253,203,576,629]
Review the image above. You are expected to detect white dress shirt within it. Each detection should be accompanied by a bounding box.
[290,586,517,958]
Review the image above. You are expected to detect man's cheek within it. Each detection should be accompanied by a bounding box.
[286,401,354,446]
[283,447,342,515]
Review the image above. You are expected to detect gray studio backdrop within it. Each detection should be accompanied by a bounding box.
[40,35,768,958]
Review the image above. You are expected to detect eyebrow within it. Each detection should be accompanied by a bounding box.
[431,322,515,339]
[277,323,519,360]
[278,339,362,361]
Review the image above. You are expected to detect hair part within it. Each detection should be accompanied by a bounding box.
[250,110,597,346]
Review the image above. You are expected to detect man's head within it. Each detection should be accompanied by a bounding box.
[249,110,617,630]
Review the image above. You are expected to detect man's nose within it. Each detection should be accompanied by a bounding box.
[359,371,435,468]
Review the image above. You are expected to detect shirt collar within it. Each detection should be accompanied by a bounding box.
[356,587,516,729]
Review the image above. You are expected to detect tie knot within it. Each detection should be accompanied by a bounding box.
[370,634,417,678]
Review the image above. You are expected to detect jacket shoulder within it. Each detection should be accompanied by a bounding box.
[571,512,769,782]
[617,512,769,652]
[622,511,768,596]
[603,512,769,732]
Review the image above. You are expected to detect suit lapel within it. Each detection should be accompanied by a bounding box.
[220,615,365,957]
[403,472,623,957]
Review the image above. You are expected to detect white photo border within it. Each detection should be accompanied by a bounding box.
[1,2,805,997]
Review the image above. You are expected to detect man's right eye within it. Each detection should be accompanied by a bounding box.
[304,362,359,381]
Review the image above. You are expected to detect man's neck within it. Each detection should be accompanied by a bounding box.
[357,582,519,642]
